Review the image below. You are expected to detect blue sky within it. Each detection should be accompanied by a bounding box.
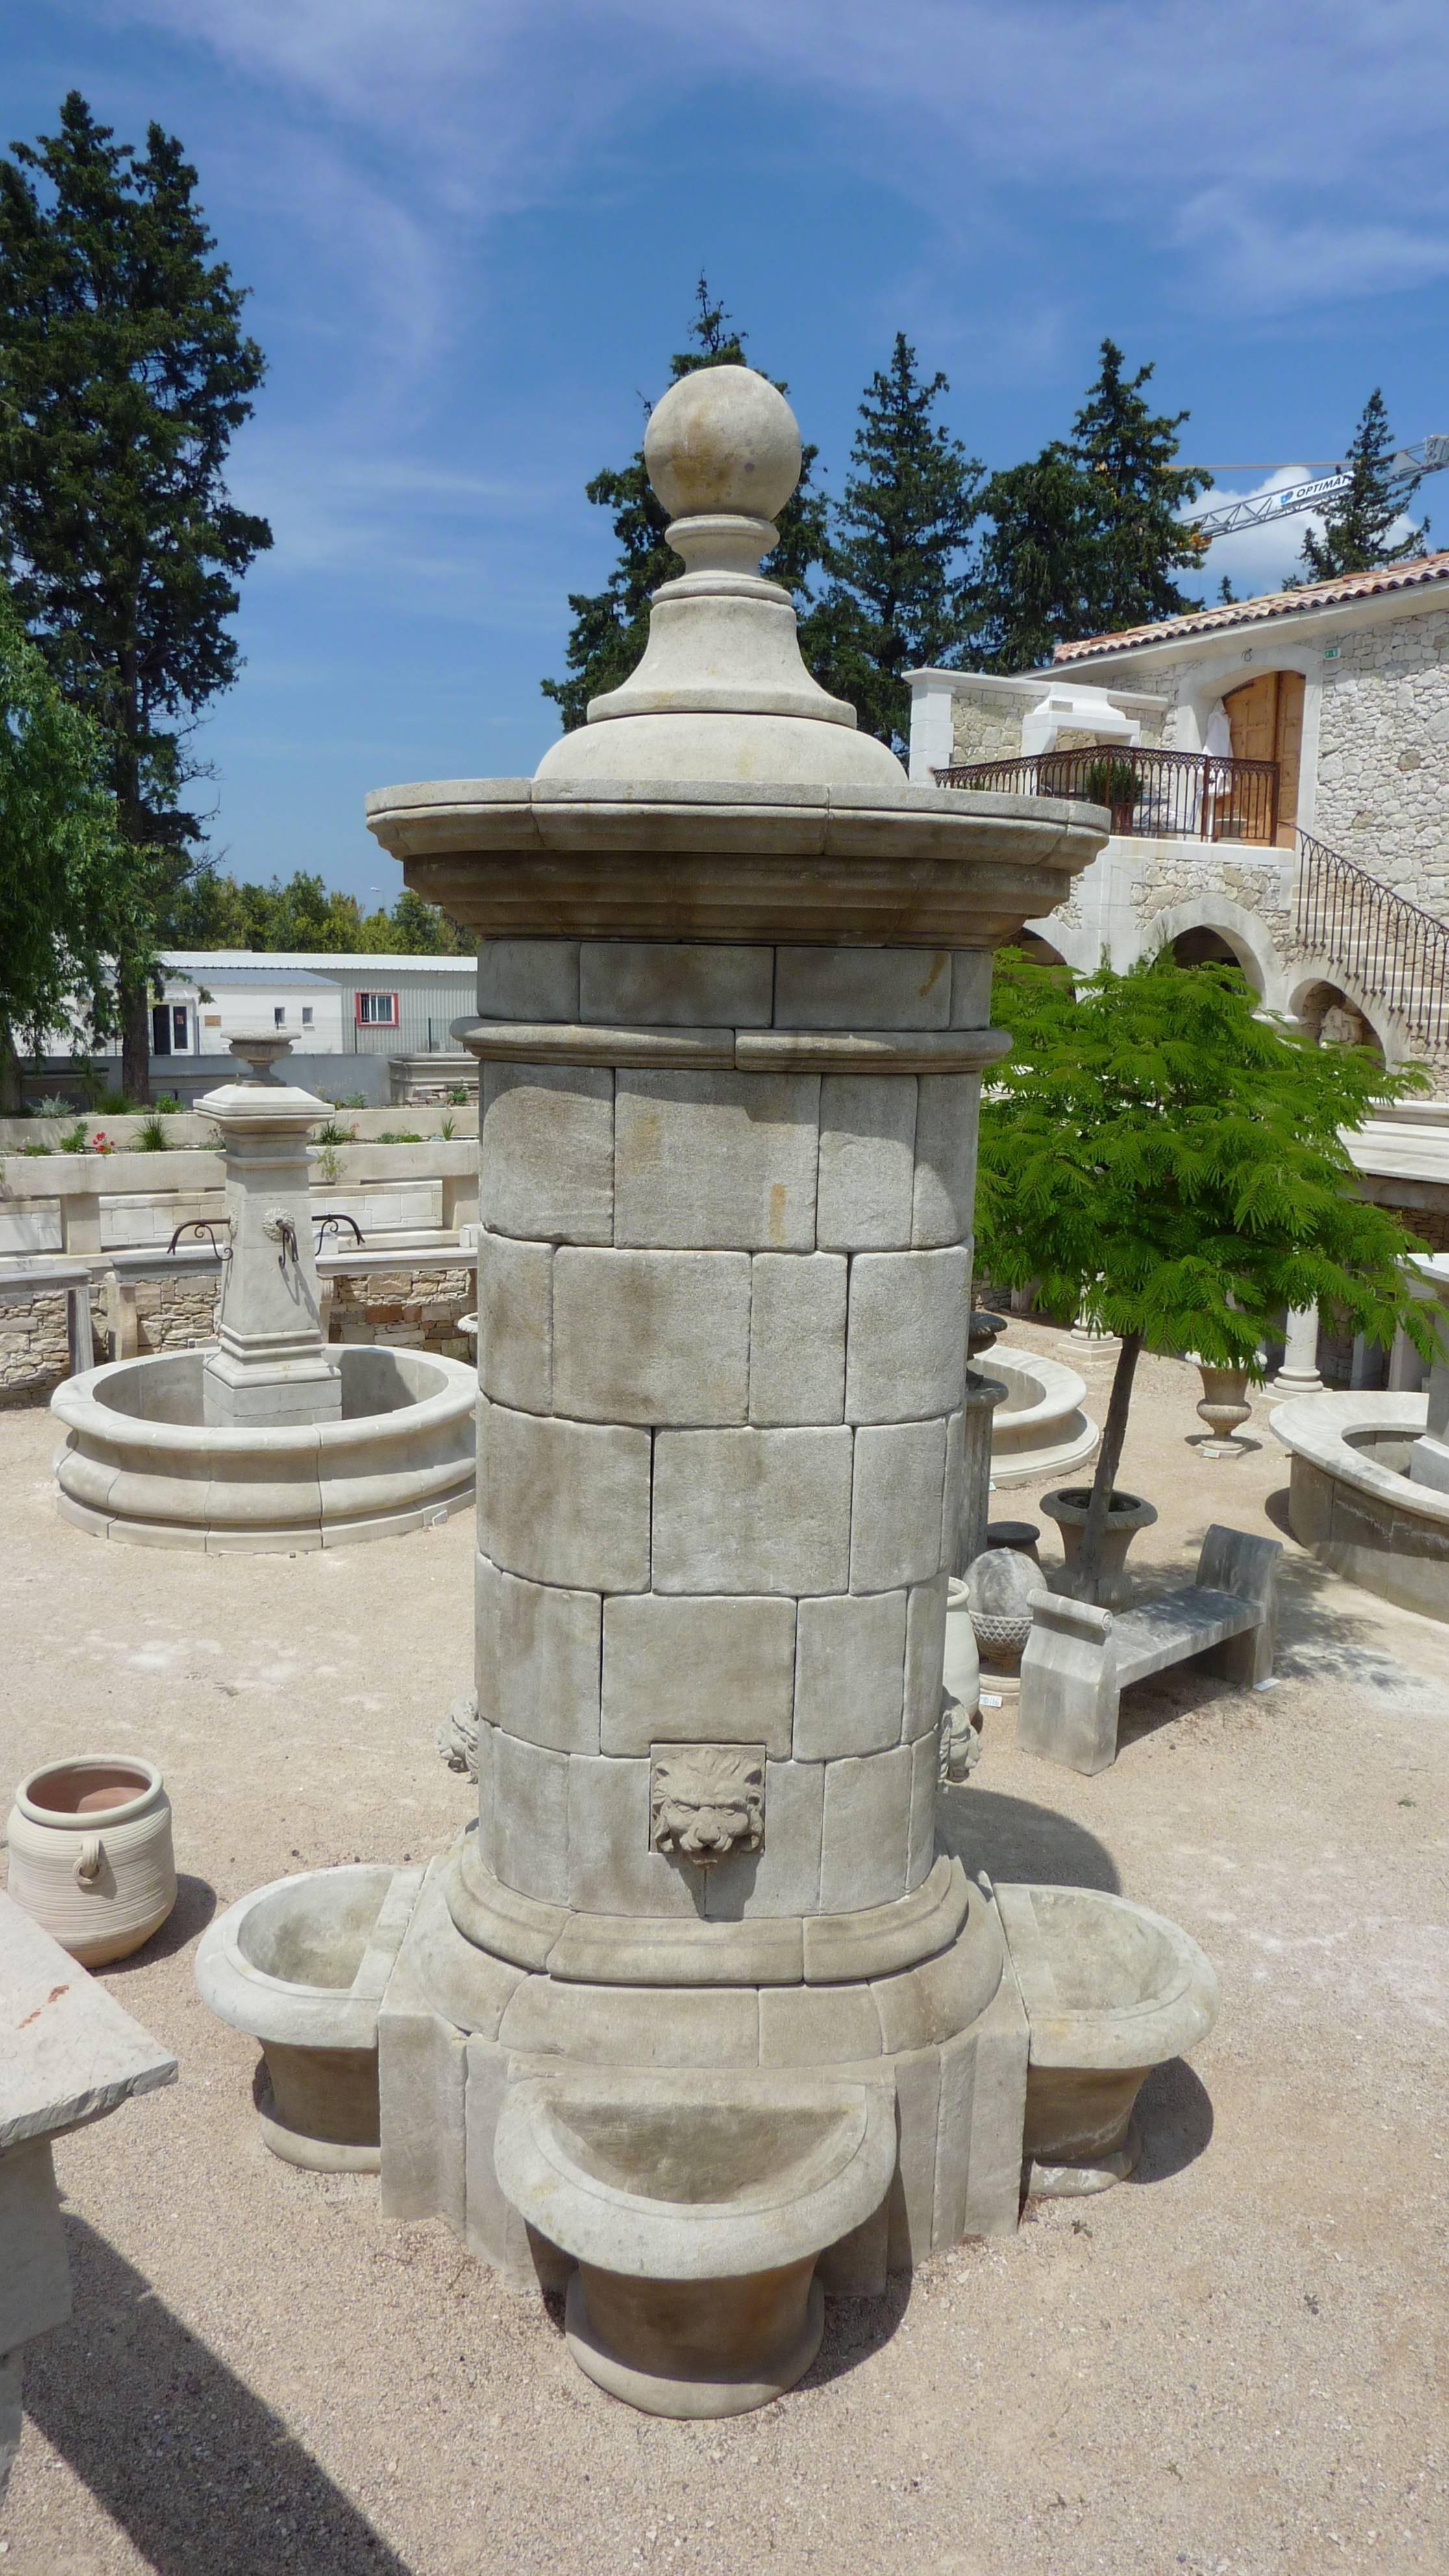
[6,1,1449,902]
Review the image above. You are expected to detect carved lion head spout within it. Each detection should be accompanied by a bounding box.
[649,1743,765,1870]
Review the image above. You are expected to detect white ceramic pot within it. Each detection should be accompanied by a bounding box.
[6,1756,177,1966]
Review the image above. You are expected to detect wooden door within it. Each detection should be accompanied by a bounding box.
[1224,671,1303,843]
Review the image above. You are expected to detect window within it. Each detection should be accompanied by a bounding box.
[356,991,399,1027]
[151,1004,190,1056]
[302,1005,314,1028]
[273,1006,286,1028]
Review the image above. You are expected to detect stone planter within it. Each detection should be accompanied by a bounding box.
[6,1757,176,1967]
[494,2071,897,2418]
[1195,1363,1253,1456]
[1041,1485,1158,1608]
[195,1863,422,2169]
[996,1883,1219,2196]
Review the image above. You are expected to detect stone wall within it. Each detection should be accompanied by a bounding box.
[949,689,1023,765]
[0,1293,72,1401]
[1313,606,1449,914]
[326,1267,473,1359]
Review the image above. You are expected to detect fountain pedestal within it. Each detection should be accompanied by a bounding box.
[198,1038,341,1429]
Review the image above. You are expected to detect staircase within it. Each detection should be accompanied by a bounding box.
[1294,832,1449,1085]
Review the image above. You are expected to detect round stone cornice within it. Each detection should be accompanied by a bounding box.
[365,776,1108,948]
[454,1018,1013,1074]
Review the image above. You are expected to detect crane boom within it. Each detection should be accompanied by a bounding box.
[1183,434,1449,541]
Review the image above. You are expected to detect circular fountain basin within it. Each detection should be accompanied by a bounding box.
[987,1344,1098,1488]
[1271,1391,1449,1622]
[51,1344,475,1550]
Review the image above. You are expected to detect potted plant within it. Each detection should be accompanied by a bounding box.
[1081,752,1143,836]
[976,949,1438,1606]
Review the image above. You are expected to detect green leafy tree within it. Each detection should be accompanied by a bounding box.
[541,277,830,732]
[1297,390,1425,582]
[974,340,1208,670]
[0,581,142,1110]
[164,866,474,955]
[0,91,272,1100]
[977,950,1435,1600]
[811,333,983,750]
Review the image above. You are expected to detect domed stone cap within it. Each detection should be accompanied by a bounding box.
[643,365,802,523]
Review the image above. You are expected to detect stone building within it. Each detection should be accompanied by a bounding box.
[907,550,1449,1083]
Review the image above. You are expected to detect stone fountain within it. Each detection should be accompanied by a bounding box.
[199,365,1222,2416]
[1272,1252,1449,1620]
[51,1035,475,1548]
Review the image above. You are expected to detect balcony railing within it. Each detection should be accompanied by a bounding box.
[1296,831,1449,1056]
[934,744,1281,845]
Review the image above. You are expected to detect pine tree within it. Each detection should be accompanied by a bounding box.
[0,579,140,1110]
[1297,390,1425,582]
[542,279,829,732]
[972,445,1094,673]
[1069,338,1209,632]
[977,948,1435,1599]
[973,340,1207,671]
[811,334,983,750]
[0,92,272,1100]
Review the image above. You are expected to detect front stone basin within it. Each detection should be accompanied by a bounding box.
[52,1344,475,1550]
[494,2070,897,2416]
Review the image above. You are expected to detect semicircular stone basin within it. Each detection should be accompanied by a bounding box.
[1270,1391,1449,1624]
[52,1344,475,1550]
[195,1861,423,2169]
[494,2070,897,2418]
[987,1345,1098,1488]
[996,1882,1219,2198]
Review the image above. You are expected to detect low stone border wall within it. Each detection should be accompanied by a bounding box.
[325,1266,473,1360]
[0,1289,73,1400]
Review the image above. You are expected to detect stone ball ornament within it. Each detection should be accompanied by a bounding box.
[643,363,802,524]
[963,1544,1041,1667]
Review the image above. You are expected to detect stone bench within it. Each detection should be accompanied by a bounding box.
[1015,1524,1281,1774]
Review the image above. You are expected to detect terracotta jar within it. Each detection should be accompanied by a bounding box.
[6,1757,176,1966]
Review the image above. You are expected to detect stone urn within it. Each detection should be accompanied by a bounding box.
[1040,1485,1158,1608]
[6,1757,176,1967]
[963,1544,1039,1678]
[1194,1363,1253,1456]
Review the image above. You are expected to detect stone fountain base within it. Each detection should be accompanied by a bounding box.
[51,1344,475,1550]
[376,1841,1033,2296]
[1270,1391,1449,1622]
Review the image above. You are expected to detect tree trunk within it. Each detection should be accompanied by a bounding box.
[1075,1328,1143,1605]
[0,1021,23,1117]
[119,973,151,1106]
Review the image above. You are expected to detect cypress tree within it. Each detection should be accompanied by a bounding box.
[542,278,829,732]
[1069,338,1209,631]
[811,333,982,750]
[972,445,1095,673]
[0,92,271,1100]
[1297,389,1425,582]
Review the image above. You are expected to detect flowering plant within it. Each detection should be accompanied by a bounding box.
[91,1130,114,1155]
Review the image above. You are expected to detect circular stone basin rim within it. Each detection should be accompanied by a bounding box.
[53,1348,474,1455]
[195,1863,418,2046]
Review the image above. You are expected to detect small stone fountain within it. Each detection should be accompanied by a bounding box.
[201,364,1223,2416]
[51,1035,474,1548]
[1272,1253,1449,1620]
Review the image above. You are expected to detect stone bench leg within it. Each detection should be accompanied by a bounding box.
[1195,1524,1280,1689]
[66,1279,94,1376]
[1015,1591,1121,1775]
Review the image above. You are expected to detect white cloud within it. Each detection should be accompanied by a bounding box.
[1180,470,1433,603]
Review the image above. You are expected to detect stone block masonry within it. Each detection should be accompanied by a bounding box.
[466,941,992,1927]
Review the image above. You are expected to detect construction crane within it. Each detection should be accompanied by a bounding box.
[1182,434,1449,542]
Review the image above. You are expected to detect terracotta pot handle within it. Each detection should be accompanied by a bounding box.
[74,1834,104,1885]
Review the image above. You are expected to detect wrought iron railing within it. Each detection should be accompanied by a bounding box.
[934,743,1281,845]
[1296,831,1449,1055]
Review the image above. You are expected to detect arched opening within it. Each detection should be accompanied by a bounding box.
[1170,926,1245,972]
[1013,928,1071,969]
[1219,670,1304,846]
[1293,978,1385,1065]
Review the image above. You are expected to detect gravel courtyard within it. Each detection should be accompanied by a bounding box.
[3,1322,1446,2576]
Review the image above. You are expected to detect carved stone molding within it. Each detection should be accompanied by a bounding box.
[650,1743,765,1868]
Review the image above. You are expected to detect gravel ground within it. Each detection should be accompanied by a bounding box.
[2,1327,1446,2576]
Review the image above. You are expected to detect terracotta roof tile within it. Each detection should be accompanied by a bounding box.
[1052,550,1449,663]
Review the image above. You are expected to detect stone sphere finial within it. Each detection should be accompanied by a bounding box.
[644,365,801,523]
